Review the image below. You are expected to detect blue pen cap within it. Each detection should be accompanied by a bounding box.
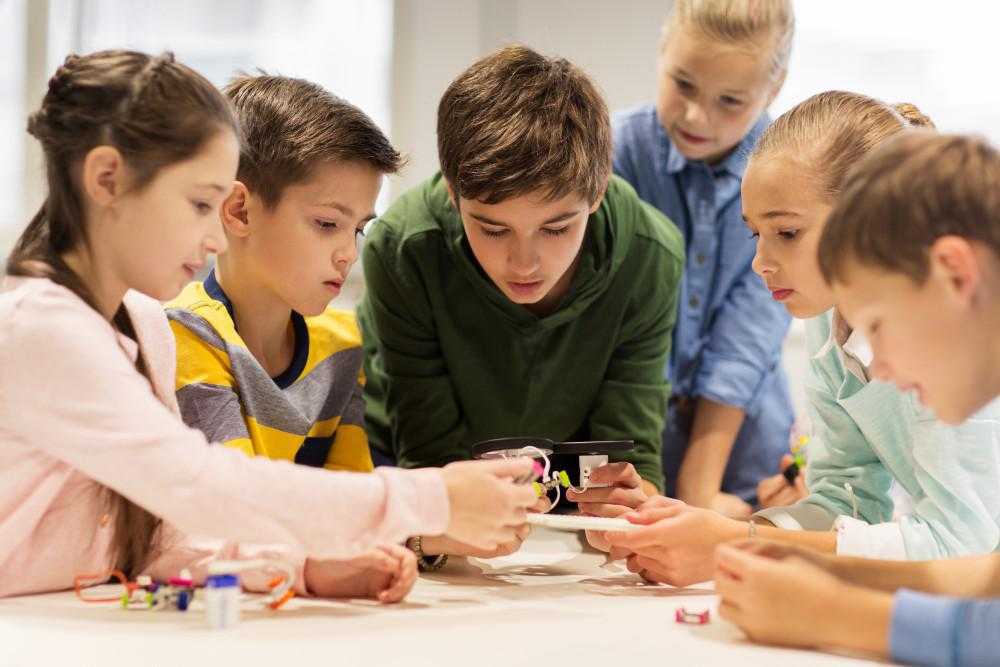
[206,574,239,588]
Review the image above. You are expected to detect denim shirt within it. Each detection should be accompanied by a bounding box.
[612,104,793,500]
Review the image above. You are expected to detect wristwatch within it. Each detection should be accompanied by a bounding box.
[406,536,449,572]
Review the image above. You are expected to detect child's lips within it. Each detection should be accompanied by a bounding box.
[507,280,544,297]
[770,288,794,301]
[677,128,710,144]
[323,279,343,294]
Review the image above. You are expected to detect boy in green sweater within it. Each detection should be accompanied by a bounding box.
[359,45,685,561]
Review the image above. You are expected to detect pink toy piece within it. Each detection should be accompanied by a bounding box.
[675,607,710,624]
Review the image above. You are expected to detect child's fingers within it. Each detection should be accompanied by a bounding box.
[472,457,535,480]
[603,520,673,550]
[567,486,642,506]
[636,495,683,512]
[632,501,686,524]
[794,474,808,495]
[378,550,417,603]
[608,546,632,561]
[778,454,795,472]
[756,474,785,506]
[577,502,631,518]
[765,486,800,508]
[717,598,743,624]
[588,462,640,487]
[712,565,745,602]
[714,543,757,579]
[529,496,552,513]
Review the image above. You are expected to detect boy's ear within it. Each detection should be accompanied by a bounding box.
[221,181,252,238]
[81,146,126,207]
[931,235,981,304]
[444,180,459,211]
[588,187,607,215]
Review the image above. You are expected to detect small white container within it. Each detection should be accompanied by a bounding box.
[204,573,240,629]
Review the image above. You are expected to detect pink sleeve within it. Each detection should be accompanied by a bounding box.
[0,287,450,559]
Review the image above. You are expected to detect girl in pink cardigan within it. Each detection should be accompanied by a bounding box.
[0,50,535,600]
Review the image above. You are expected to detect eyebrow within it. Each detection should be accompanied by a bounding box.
[317,200,377,223]
[469,210,579,227]
[742,210,802,225]
[197,183,229,193]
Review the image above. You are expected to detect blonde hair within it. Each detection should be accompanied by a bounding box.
[750,90,935,201]
[663,0,795,80]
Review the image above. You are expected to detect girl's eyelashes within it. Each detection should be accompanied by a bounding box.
[745,228,798,240]
[720,95,745,108]
[673,76,695,93]
[191,200,214,215]
[542,226,570,237]
[314,219,338,231]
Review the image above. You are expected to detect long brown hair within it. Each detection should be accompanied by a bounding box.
[6,50,238,575]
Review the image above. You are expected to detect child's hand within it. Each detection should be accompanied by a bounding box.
[567,462,649,515]
[440,459,537,551]
[714,543,854,649]
[709,492,753,519]
[304,544,418,603]
[602,496,745,587]
[419,530,530,560]
[582,492,680,558]
[729,538,834,572]
[756,455,808,508]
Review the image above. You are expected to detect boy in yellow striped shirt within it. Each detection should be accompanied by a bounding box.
[167,74,401,473]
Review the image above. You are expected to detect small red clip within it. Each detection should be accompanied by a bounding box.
[675,607,710,624]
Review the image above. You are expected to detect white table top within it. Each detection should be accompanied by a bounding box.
[0,528,887,666]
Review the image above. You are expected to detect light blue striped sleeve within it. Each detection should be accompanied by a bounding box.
[891,589,1000,667]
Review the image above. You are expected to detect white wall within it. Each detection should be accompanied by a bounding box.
[388,0,668,199]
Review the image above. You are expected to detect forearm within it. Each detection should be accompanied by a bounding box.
[816,583,893,658]
[829,554,1000,596]
[676,398,745,506]
[753,522,839,553]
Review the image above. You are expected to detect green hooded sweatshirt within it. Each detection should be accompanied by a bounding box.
[358,174,684,489]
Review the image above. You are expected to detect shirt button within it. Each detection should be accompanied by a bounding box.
[689,295,700,308]
[696,253,706,265]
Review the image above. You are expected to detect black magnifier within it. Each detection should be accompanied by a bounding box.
[471,437,635,491]
[471,437,634,459]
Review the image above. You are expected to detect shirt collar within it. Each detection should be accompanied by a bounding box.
[660,113,771,178]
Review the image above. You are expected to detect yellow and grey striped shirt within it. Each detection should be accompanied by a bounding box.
[165,271,373,472]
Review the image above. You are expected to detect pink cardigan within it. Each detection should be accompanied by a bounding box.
[0,277,449,597]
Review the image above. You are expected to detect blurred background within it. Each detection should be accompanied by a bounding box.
[2,0,997,424]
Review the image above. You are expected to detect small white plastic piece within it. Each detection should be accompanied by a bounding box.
[579,454,609,488]
[527,513,641,532]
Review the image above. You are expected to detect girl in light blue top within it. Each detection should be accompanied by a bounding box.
[715,131,1000,667]
[590,92,1000,589]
